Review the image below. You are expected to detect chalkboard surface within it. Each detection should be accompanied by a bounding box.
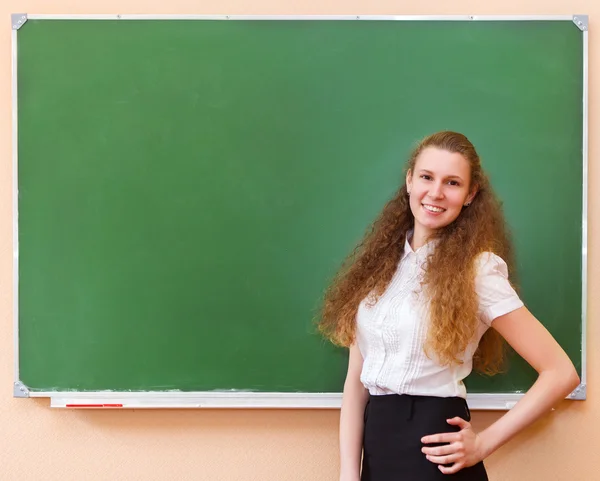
[16,18,584,396]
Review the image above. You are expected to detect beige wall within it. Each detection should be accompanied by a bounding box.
[1,1,596,480]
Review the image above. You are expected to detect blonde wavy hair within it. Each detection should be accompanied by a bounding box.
[318,131,516,374]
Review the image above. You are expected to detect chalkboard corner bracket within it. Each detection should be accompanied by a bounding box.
[11,14,27,31]
[567,382,586,400]
[573,15,588,32]
[14,381,30,398]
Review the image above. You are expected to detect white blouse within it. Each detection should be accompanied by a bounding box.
[356,237,524,399]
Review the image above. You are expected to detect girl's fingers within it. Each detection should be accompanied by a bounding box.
[421,442,460,456]
[439,463,464,475]
[425,453,461,465]
[446,417,470,429]
[421,432,460,444]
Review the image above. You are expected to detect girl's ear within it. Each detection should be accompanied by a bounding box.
[465,186,479,206]
[406,169,413,193]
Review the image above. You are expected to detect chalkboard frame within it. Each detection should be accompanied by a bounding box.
[11,14,588,409]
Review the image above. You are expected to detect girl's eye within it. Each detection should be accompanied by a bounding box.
[420,175,432,181]
[448,180,460,186]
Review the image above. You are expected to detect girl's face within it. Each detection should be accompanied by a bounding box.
[406,147,477,239]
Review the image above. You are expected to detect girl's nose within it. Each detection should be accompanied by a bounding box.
[428,183,444,199]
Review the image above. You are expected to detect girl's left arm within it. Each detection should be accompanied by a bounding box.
[421,306,580,474]
[476,305,580,456]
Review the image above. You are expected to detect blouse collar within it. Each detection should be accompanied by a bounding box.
[401,231,437,261]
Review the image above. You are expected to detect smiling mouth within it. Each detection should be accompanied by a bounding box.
[422,204,446,213]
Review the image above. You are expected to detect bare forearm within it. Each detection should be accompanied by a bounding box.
[339,379,369,477]
[479,366,580,458]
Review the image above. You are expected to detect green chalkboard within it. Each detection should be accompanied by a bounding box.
[16,18,584,396]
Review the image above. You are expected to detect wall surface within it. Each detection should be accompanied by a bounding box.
[0,1,596,480]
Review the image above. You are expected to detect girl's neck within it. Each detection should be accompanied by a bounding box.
[410,226,435,251]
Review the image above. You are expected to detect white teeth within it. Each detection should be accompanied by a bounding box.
[423,204,445,213]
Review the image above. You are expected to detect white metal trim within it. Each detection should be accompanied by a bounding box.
[11,28,21,390]
[44,391,582,409]
[24,14,575,21]
[580,29,588,390]
[47,392,343,409]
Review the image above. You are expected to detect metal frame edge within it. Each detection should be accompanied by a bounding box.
[40,392,574,410]
[580,25,589,398]
[11,24,22,399]
[23,14,575,21]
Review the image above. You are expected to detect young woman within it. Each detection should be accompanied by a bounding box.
[319,131,580,481]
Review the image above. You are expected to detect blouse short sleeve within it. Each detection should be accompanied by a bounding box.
[475,252,524,326]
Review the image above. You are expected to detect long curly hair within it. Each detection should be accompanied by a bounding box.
[318,131,516,375]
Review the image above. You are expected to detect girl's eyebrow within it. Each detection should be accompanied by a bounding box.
[418,169,465,182]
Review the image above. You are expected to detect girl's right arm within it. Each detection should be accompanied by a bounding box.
[339,344,370,481]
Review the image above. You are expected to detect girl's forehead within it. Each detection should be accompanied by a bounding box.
[414,148,470,176]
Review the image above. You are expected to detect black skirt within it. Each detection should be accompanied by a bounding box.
[362,394,489,481]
